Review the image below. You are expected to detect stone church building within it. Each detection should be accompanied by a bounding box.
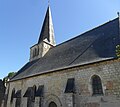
[4,6,120,107]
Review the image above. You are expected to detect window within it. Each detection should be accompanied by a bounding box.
[35,48,37,56]
[49,102,57,107]
[33,48,39,58]
[15,90,21,107]
[35,85,44,97]
[92,75,103,95]
[33,48,37,57]
[64,78,75,93]
[23,86,36,107]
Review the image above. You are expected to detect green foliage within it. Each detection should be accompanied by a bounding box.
[116,45,120,58]
[8,72,16,78]
[3,72,16,82]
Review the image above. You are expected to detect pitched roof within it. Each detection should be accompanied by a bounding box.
[38,6,56,46]
[11,18,120,81]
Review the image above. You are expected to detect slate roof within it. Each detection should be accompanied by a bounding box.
[11,18,120,81]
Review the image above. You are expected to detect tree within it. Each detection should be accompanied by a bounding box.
[7,72,16,78]
[116,45,120,58]
[3,72,16,87]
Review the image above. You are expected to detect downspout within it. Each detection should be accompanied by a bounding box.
[116,13,120,58]
[118,13,120,43]
[117,12,120,43]
[72,93,76,107]
[39,97,43,107]
[72,85,76,107]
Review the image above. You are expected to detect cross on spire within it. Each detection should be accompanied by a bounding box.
[48,0,50,5]
[117,12,120,17]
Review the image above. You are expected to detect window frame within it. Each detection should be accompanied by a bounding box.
[91,75,103,96]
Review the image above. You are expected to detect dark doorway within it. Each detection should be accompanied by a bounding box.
[49,101,57,107]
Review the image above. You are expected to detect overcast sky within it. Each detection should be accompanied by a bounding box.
[0,0,120,79]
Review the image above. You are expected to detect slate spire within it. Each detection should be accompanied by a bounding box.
[38,6,56,46]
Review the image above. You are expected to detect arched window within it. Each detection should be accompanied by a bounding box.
[92,75,103,95]
[49,102,57,107]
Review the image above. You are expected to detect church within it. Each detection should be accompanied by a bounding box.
[3,5,120,107]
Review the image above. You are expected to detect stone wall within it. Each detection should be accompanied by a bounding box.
[6,59,120,107]
[0,79,5,107]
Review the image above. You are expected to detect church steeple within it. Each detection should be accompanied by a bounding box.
[38,6,56,46]
[29,6,56,62]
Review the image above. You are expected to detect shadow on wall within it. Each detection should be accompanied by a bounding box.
[0,79,6,107]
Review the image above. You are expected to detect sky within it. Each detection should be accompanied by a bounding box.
[0,0,120,79]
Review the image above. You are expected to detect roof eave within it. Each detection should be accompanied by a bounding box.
[10,57,116,82]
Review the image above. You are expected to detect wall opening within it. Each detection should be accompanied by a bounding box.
[91,75,103,95]
[49,101,57,107]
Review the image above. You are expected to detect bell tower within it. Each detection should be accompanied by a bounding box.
[30,6,56,62]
